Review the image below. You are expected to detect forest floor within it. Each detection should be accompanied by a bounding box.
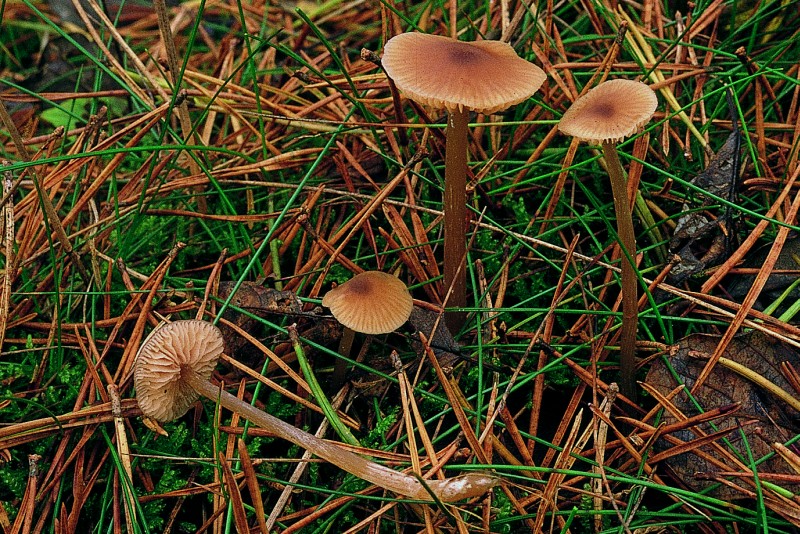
[1,0,800,532]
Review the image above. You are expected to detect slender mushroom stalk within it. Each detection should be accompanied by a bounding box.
[558,79,657,397]
[381,32,546,331]
[331,327,356,386]
[443,107,469,329]
[134,320,496,501]
[601,141,638,395]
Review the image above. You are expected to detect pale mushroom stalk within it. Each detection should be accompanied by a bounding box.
[134,320,495,502]
[180,365,493,501]
[331,326,356,388]
[443,107,470,331]
[601,141,638,395]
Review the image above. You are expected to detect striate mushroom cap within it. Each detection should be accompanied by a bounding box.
[134,320,225,422]
[381,32,547,114]
[558,79,657,144]
[322,271,414,335]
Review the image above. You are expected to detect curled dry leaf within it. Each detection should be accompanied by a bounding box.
[646,330,800,500]
[217,281,302,354]
[668,131,742,284]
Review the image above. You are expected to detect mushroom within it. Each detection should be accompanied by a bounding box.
[322,270,414,385]
[322,270,414,335]
[381,32,546,331]
[557,79,657,396]
[134,319,495,501]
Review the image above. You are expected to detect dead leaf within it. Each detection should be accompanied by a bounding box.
[343,307,462,398]
[668,131,742,283]
[217,281,302,355]
[646,330,800,500]
[725,234,800,312]
[408,306,460,369]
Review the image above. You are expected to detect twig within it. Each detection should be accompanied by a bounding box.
[108,384,136,534]
[0,169,13,353]
[0,102,91,284]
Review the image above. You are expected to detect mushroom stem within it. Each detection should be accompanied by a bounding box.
[331,326,356,389]
[443,107,469,332]
[181,365,497,502]
[601,141,638,397]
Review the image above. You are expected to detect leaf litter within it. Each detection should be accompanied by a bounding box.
[646,331,800,503]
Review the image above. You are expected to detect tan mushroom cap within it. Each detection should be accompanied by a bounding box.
[381,32,547,114]
[134,320,225,422]
[558,79,657,144]
[322,271,413,335]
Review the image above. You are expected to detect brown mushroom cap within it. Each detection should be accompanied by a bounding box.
[381,32,547,114]
[322,271,413,335]
[558,79,657,144]
[134,320,225,422]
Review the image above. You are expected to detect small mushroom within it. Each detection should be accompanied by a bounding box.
[134,319,223,422]
[134,319,495,501]
[558,79,657,396]
[322,270,414,336]
[558,79,657,144]
[322,271,414,386]
[381,32,546,331]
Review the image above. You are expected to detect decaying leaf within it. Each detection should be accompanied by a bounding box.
[217,281,302,354]
[344,307,462,398]
[408,306,461,370]
[668,131,742,283]
[725,233,800,313]
[646,330,800,500]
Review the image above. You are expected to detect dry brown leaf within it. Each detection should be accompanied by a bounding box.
[669,130,742,284]
[646,330,800,499]
[217,281,302,355]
